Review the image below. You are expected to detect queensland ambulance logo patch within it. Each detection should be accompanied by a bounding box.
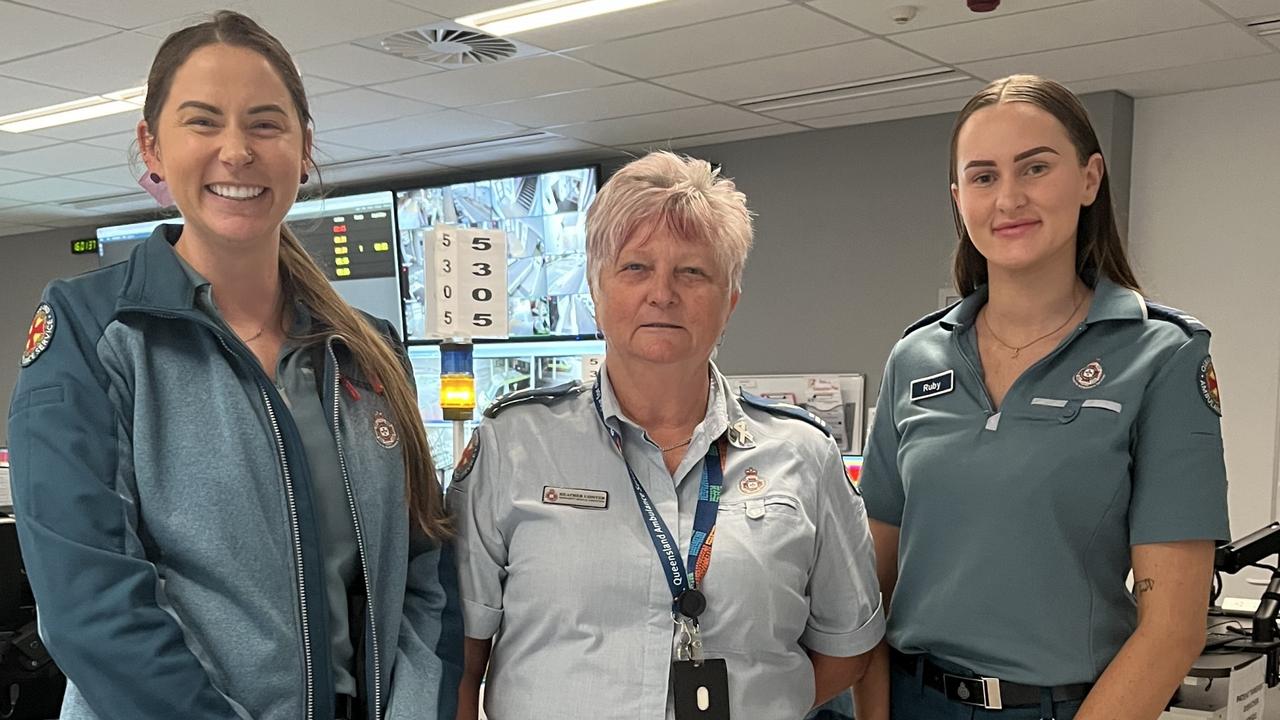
[452,432,480,484]
[1073,360,1105,389]
[372,412,399,449]
[1198,355,1221,416]
[739,467,767,495]
[21,303,54,367]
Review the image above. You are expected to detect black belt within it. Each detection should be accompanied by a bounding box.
[891,649,1092,710]
[335,694,364,720]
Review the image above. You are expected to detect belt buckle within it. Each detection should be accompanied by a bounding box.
[942,673,1003,710]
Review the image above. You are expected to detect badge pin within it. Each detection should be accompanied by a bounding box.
[1198,355,1221,416]
[372,411,399,449]
[728,419,755,448]
[20,303,55,367]
[957,684,971,701]
[739,467,767,495]
[1073,360,1105,389]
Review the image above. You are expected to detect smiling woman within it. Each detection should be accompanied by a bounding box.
[6,11,461,720]
[858,75,1229,720]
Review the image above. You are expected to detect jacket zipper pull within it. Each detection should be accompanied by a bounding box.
[342,377,361,402]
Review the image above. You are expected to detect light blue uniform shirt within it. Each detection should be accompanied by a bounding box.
[860,278,1230,686]
[450,363,884,719]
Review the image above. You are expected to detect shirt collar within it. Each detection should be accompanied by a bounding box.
[596,362,730,443]
[939,277,1146,332]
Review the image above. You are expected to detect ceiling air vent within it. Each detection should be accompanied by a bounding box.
[737,68,969,113]
[1246,15,1280,37]
[368,22,526,68]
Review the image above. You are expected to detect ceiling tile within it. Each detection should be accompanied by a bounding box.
[426,138,607,170]
[0,76,84,117]
[1067,53,1280,97]
[502,0,786,52]
[27,0,230,30]
[25,110,143,142]
[240,1,444,53]
[761,78,987,122]
[316,110,524,153]
[374,54,628,108]
[960,24,1271,83]
[305,76,352,98]
[808,0,1089,35]
[78,132,138,152]
[1207,0,1280,18]
[0,224,53,237]
[643,122,809,152]
[0,31,158,94]
[570,6,867,79]
[0,202,100,225]
[316,158,447,186]
[0,4,116,64]
[314,141,383,166]
[309,88,443,132]
[467,82,705,127]
[800,97,970,129]
[297,43,442,86]
[654,39,936,102]
[0,169,43,185]
[0,133,59,154]
[62,165,145,189]
[0,178,124,203]
[0,142,131,174]
[893,0,1226,64]
[549,104,772,146]
[134,4,253,39]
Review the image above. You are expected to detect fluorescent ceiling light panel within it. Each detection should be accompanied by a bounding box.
[0,86,147,134]
[457,0,674,36]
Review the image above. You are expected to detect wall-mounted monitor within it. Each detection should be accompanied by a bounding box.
[396,166,598,342]
[95,192,403,336]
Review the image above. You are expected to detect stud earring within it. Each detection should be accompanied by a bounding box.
[300,172,309,184]
[149,172,162,183]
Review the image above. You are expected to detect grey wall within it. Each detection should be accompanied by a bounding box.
[0,227,99,445]
[0,91,1133,443]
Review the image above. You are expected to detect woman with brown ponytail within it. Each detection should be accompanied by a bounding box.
[6,12,460,720]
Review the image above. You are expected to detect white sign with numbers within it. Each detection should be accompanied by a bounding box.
[426,226,509,339]
[581,354,604,385]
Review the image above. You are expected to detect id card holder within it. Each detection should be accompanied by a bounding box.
[672,658,730,720]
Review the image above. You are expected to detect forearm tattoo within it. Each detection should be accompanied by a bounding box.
[1135,578,1155,595]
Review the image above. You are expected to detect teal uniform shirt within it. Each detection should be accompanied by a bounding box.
[860,277,1229,687]
[176,257,361,696]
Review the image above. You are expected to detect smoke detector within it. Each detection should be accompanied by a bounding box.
[360,22,539,69]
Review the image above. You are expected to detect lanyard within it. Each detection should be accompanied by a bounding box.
[591,379,728,623]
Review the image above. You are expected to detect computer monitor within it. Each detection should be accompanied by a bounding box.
[842,455,863,486]
[0,447,11,514]
[397,166,598,341]
[407,339,603,478]
[95,192,403,335]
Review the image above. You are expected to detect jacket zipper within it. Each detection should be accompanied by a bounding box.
[131,309,317,720]
[327,340,383,719]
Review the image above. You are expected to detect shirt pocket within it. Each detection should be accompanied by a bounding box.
[1028,396,1124,423]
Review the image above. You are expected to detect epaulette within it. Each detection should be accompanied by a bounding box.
[738,389,833,437]
[902,301,960,338]
[1145,301,1209,336]
[483,380,584,418]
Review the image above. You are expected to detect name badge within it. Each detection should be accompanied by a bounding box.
[542,486,609,509]
[910,370,954,402]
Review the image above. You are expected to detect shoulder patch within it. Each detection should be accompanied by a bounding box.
[483,380,584,418]
[21,303,55,367]
[1145,301,1209,336]
[738,390,833,437]
[452,431,480,484]
[902,301,959,338]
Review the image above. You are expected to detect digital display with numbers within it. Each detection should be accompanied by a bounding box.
[94,192,403,336]
[396,166,598,341]
[70,237,99,255]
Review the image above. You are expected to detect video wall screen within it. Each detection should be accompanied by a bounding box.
[396,166,598,341]
[95,192,403,336]
[407,339,603,475]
